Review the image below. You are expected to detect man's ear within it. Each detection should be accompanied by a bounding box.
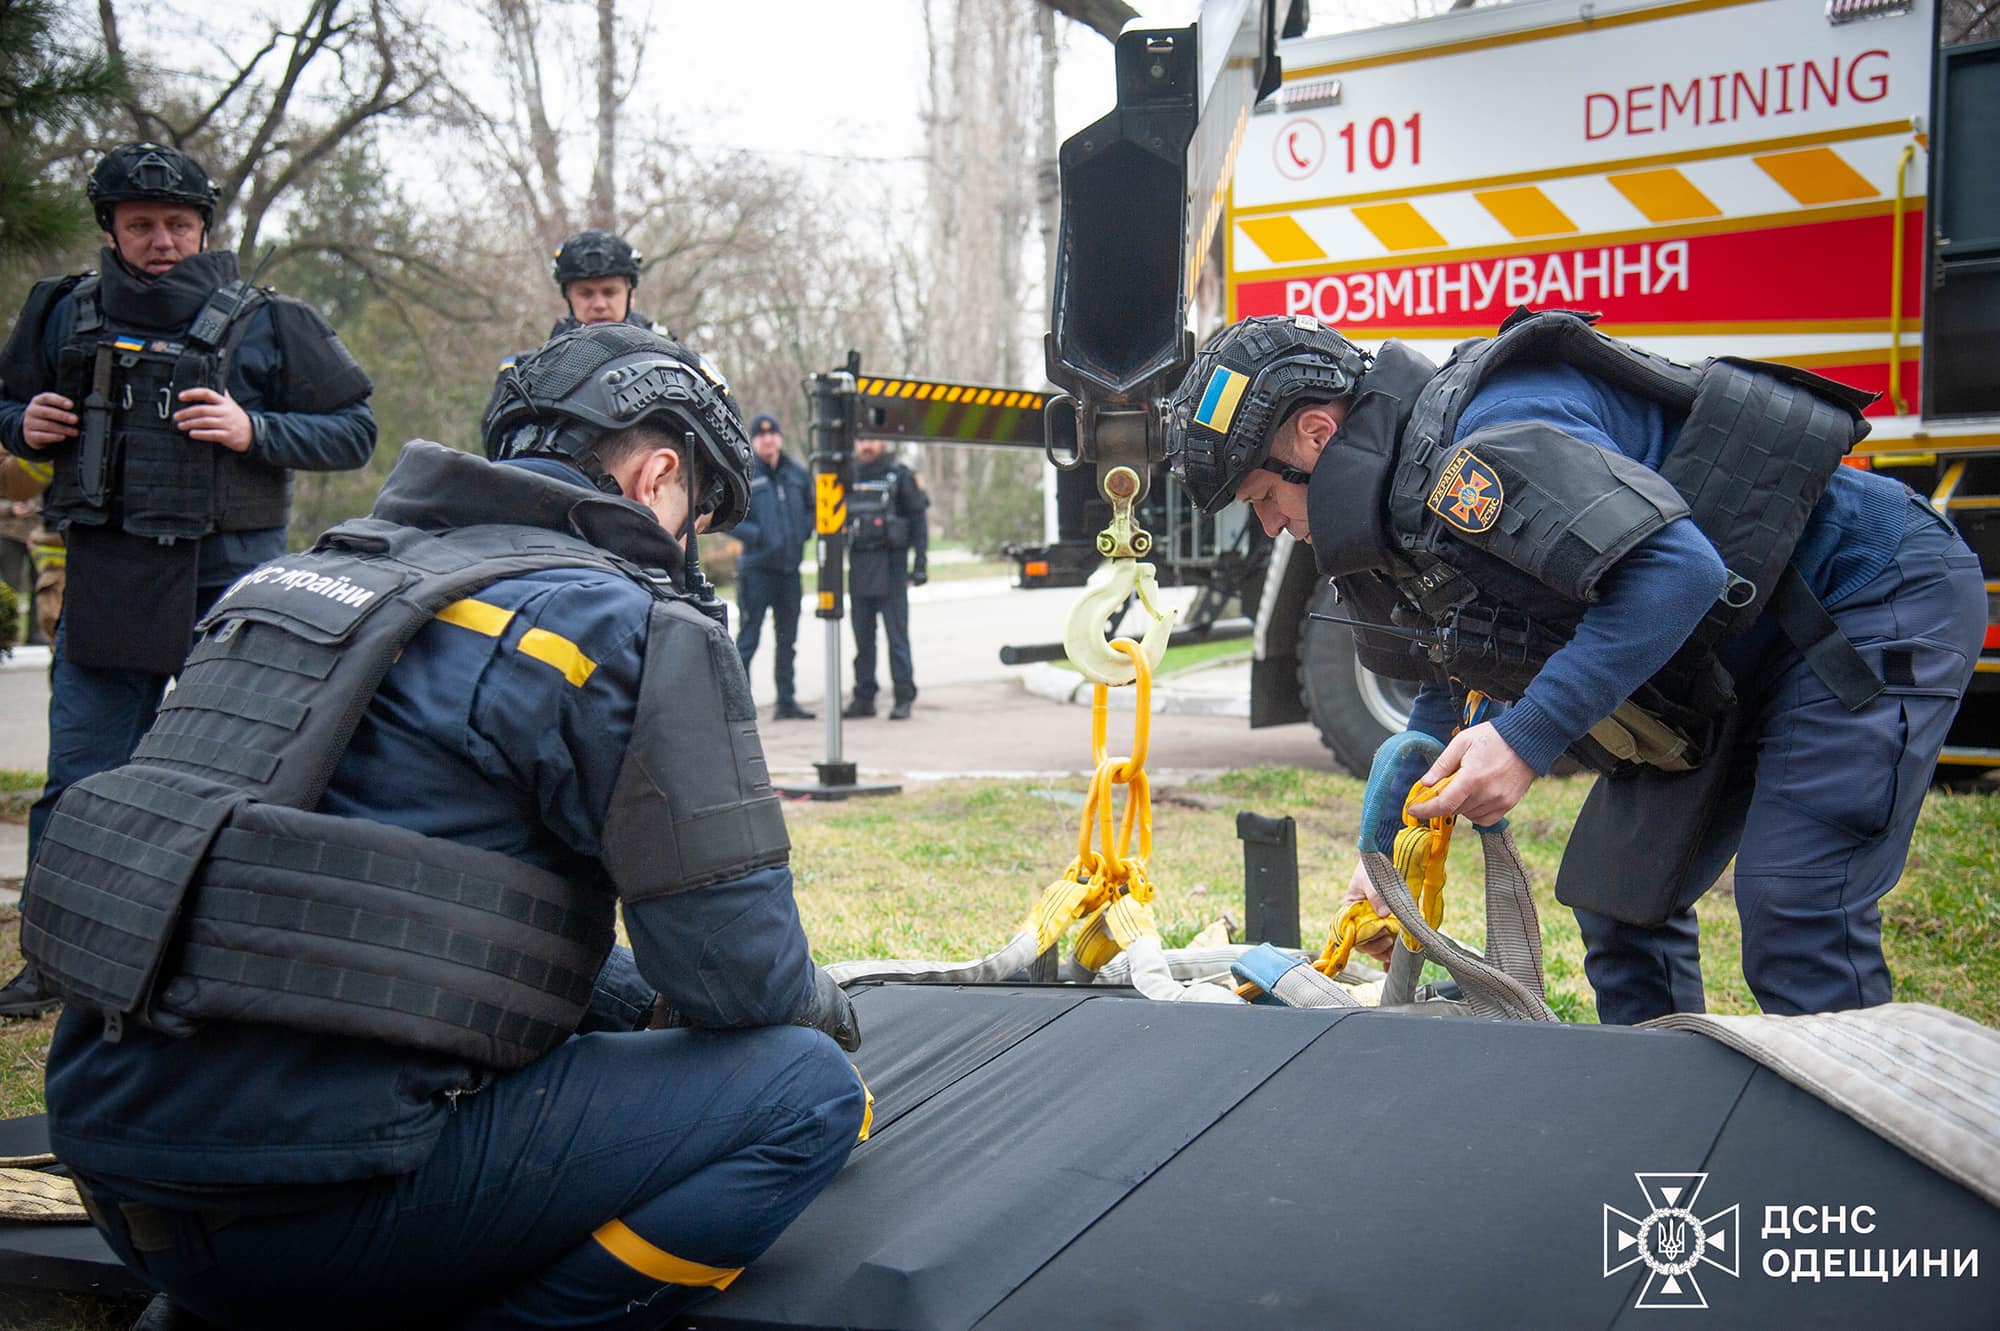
[639,446,681,505]
[1291,406,1342,463]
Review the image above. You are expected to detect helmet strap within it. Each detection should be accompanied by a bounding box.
[676,428,725,623]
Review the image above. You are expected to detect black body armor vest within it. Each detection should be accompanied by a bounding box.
[847,464,909,553]
[46,255,290,537]
[21,508,680,1068]
[1324,310,1874,773]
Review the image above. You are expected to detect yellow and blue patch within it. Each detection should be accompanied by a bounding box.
[1193,366,1249,433]
[111,337,147,353]
[1425,447,1504,534]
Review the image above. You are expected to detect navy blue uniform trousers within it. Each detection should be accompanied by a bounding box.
[76,1022,864,1330]
[736,567,804,707]
[851,583,915,705]
[1576,502,1987,1024]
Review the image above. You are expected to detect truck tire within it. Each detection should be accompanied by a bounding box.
[1297,594,1421,779]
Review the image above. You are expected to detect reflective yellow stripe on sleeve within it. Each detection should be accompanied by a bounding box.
[436,598,516,637]
[591,1219,743,1290]
[517,627,598,687]
[437,598,597,688]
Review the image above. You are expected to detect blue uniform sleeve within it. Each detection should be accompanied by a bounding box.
[902,468,928,573]
[1490,522,1723,773]
[0,298,73,458]
[623,869,818,1030]
[228,305,376,473]
[252,398,376,473]
[795,459,815,556]
[735,477,770,558]
[1446,371,1725,774]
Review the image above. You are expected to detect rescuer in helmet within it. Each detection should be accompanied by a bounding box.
[492,228,668,392]
[0,141,378,1017]
[1165,310,1983,1025]
[29,322,865,1328]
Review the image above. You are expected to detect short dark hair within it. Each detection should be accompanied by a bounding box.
[593,421,686,474]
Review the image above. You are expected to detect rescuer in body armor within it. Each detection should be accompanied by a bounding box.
[842,436,928,720]
[1165,311,1984,1025]
[26,323,865,1329]
[735,412,815,720]
[492,229,666,389]
[0,142,377,1017]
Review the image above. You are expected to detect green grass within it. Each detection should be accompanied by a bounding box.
[774,769,2000,1028]
[1,774,1993,1328]
[0,770,45,794]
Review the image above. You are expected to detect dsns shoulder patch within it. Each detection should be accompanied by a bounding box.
[1426,447,1504,534]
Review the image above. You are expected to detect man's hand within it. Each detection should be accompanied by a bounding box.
[909,569,927,587]
[1407,721,1535,825]
[173,387,253,453]
[21,393,78,449]
[1343,860,1397,964]
[800,966,861,1051]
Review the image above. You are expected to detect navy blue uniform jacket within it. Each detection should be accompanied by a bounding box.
[735,452,814,575]
[42,454,820,1189]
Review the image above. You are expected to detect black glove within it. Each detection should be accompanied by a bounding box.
[909,569,928,587]
[798,966,861,1051]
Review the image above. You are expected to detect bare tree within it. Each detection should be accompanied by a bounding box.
[1943,0,1999,41]
[915,0,1048,544]
[1038,0,1138,42]
[588,0,619,228]
[96,0,441,260]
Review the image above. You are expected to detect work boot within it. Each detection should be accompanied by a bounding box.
[772,701,816,721]
[841,697,876,720]
[132,1293,224,1330]
[888,699,913,721]
[0,965,57,1020]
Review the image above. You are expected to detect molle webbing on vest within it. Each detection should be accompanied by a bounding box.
[158,801,614,1069]
[21,766,246,1023]
[1661,358,1869,644]
[24,516,674,1066]
[135,520,661,808]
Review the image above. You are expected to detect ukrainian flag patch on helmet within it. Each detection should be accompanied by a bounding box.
[1426,447,1504,534]
[1193,366,1249,433]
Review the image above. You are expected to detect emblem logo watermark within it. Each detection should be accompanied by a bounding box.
[1603,1172,1740,1309]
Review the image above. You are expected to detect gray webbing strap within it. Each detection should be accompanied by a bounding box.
[825,928,1042,988]
[1363,848,1558,1022]
[1645,1005,2000,1209]
[1479,826,1549,1002]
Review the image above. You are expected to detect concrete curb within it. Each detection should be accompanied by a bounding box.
[1020,661,1250,718]
[0,646,50,674]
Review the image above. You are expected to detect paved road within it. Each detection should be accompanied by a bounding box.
[0,579,1337,875]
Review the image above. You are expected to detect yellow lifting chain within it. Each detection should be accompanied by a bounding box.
[1312,775,1455,978]
[1305,690,1489,983]
[1022,636,1162,971]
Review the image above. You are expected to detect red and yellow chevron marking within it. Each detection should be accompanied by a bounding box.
[852,377,1048,449]
[1230,134,1916,277]
[854,378,1045,411]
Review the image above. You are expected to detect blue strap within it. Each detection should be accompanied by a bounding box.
[1230,943,1306,1005]
[1358,731,1443,855]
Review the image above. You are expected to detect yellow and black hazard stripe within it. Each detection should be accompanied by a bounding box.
[852,376,1047,450]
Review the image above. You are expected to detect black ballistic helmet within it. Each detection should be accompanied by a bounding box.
[482,323,754,531]
[87,142,220,232]
[1164,315,1371,514]
[552,230,642,289]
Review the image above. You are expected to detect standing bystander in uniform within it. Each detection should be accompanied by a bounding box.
[735,412,814,719]
[843,436,927,720]
[0,142,377,1016]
